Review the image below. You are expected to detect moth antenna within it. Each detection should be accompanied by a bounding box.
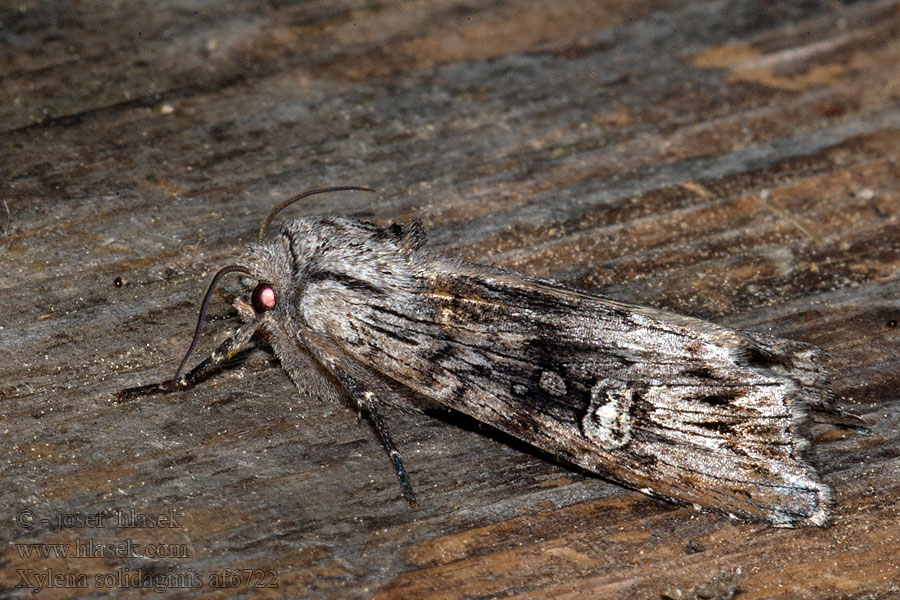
[259,186,375,242]
[172,265,253,383]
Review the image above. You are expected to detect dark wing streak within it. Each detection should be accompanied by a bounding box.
[365,310,547,369]
[638,416,792,447]
[363,321,421,345]
[368,303,437,326]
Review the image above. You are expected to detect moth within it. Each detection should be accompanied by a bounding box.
[119,187,841,527]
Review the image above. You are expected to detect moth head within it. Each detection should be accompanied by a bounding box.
[234,240,295,320]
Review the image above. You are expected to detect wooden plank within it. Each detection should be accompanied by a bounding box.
[2,1,899,598]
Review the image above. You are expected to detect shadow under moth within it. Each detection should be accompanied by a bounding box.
[119,187,850,527]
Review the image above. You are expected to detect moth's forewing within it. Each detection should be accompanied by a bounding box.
[299,248,829,526]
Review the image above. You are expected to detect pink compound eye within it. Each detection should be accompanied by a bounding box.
[251,282,276,313]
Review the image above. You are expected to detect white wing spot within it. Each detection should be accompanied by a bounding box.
[582,379,633,449]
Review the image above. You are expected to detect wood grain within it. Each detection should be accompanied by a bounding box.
[2,1,899,598]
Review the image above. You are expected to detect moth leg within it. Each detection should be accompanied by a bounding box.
[330,365,418,507]
[116,318,260,401]
[365,391,418,507]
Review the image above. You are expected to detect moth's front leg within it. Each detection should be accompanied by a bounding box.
[116,317,260,400]
[328,363,418,507]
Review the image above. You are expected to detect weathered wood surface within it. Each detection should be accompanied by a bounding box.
[2,1,899,598]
